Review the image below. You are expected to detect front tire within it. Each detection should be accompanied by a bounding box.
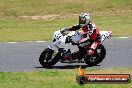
[84,44,106,66]
[39,48,59,68]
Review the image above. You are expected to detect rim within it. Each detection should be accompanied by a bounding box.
[44,51,57,63]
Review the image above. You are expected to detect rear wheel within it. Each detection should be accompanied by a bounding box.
[39,48,59,68]
[84,44,106,66]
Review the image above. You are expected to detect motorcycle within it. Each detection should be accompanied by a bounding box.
[39,29,112,68]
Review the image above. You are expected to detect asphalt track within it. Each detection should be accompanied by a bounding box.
[0,38,132,72]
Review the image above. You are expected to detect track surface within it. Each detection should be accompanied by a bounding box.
[0,38,132,72]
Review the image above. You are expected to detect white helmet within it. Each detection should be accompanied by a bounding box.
[79,13,90,27]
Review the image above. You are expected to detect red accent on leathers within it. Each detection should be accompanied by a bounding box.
[82,26,88,33]
[88,41,99,55]
[68,21,101,55]
[81,21,100,55]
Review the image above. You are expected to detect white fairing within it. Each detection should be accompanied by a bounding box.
[48,30,66,51]
[99,31,112,42]
[68,31,81,43]
[48,30,112,51]
[52,31,66,43]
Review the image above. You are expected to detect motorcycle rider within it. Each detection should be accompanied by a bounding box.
[61,13,101,55]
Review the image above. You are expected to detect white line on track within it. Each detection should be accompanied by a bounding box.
[117,37,129,38]
[0,37,130,44]
[8,42,18,44]
[6,41,46,44]
[35,41,46,43]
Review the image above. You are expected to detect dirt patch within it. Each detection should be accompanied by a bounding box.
[19,10,132,20]
[20,14,79,20]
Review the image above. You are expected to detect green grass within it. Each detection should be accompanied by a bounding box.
[0,18,75,42]
[0,0,131,42]
[0,0,131,88]
[0,13,131,42]
[0,68,132,88]
[0,0,131,16]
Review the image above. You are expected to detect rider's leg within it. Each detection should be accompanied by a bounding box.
[87,41,99,55]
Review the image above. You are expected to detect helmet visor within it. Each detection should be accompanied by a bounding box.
[79,17,86,25]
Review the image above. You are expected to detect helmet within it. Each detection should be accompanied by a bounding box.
[79,13,90,27]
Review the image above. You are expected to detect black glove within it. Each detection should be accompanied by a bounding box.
[96,34,101,42]
[60,28,67,36]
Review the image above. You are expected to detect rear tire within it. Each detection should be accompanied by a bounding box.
[39,48,59,68]
[84,44,106,66]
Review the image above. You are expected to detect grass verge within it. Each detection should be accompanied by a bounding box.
[0,13,131,42]
[0,67,132,88]
[0,0,131,16]
[0,0,131,42]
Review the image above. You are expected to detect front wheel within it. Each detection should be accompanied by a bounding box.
[84,44,106,66]
[39,48,59,68]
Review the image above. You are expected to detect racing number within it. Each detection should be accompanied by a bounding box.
[55,33,62,40]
